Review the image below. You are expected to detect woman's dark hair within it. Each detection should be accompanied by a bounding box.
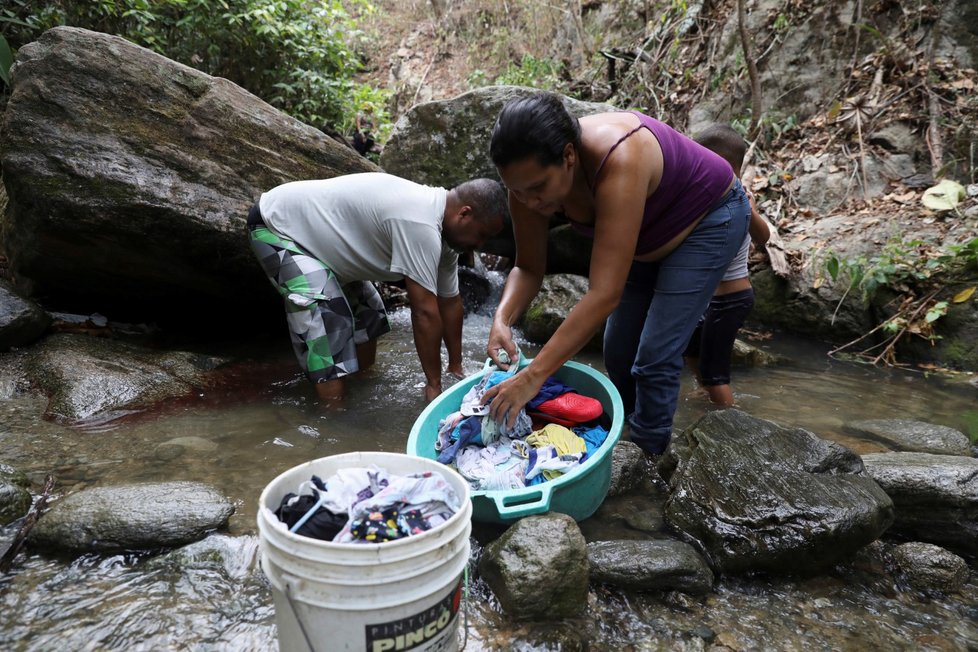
[489,92,582,168]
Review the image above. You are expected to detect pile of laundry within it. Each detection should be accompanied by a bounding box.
[273,466,461,543]
[433,368,610,491]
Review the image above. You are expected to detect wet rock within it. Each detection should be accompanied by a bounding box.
[547,224,593,277]
[608,440,647,497]
[23,333,227,423]
[478,513,589,620]
[28,481,234,553]
[581,492,665,540]
[0,279,50,352]
[503,624,589,651]
[0,462,32,525]
[587,539,714,594]
[860,452,978,554]
[1,26,375,331]
[520,274,602,351]
[665,409,894,575]
[731,339,782,367]
[845,419,973,456]
[890,542,970,594]
[155,436,220,461]
[458,259,494,314]
[145,533,260,580]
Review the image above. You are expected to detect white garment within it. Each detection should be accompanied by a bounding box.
[259,173,459,296]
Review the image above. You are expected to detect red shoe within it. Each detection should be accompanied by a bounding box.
[534,392,603,425]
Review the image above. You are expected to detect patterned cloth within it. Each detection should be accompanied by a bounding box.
[249,224,390,382]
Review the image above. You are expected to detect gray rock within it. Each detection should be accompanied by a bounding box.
[664,409,894,575]
[867,122,918,155]
[520,274,602,350]
[28,481,234,553]
[880,154,917,181]
[458,263,493,314]
[145,533,260,580]
[0,463,32,526]
[380,85,615,188]
[0,279,50,352]
[379,86,614,262]
[845,419,972,456]
[587,539,714,594]
[731,339,782,367]
[1,27,376,330]
[478,513,589,619]
[24,333,226,423]
[608,440,647,497]
[860,452,978,554]
[792,169,856,212]
[890,542,970,593]
[155,436,220,461]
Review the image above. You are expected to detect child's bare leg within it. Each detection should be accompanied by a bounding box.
[705,383,735,407]
[314,378,346,405]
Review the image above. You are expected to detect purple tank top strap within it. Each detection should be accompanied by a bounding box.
[590,124,645,188]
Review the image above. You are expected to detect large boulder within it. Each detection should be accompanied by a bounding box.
[664,409,894,576]
[0,278,49,351]
[860,451,978,554]
[1,27,377,331]
[23,333,227,423]
[520,274,602,350]
[380,86,614,262]
[27,481,234,553]
[380,85,615,188]
[845,419,973,456]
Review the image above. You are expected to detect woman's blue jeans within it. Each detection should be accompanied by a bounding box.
[603,180,750,455]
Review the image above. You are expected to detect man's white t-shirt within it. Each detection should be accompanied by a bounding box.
[258,173,459,297]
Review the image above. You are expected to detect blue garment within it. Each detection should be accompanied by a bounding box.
[436,416,483,464]
[603,179,750,455]
[574,424,609,461]
[526,376,577,409]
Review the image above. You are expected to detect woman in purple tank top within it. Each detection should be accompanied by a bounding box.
[480,91,750,456]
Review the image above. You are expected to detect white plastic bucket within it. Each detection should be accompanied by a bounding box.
[257,451,472,652]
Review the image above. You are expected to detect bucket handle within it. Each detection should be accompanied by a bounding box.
[281,572,320,652]
[492,483,553,518]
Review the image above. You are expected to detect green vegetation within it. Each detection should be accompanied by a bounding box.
[824,236,978,365]
[469,54,567,92]
[0,0,387,139]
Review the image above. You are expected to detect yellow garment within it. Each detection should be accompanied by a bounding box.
[526,424,586,456]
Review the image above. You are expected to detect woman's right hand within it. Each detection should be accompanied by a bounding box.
[487,320,518,370]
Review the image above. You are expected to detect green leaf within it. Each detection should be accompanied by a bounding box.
[0,34,12,85]
[826,255,840,281]
[925,301,949,323]
[921,179,966,211]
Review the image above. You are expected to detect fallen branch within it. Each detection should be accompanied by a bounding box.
[0,474,56,574]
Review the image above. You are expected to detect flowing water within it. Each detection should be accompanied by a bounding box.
[1,276,977,651]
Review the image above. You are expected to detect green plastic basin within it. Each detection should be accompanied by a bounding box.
[406,359,624,524]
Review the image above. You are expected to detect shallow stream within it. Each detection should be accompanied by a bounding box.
[1,291,977,650]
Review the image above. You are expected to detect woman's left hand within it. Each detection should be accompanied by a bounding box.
[481,371,543,430]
